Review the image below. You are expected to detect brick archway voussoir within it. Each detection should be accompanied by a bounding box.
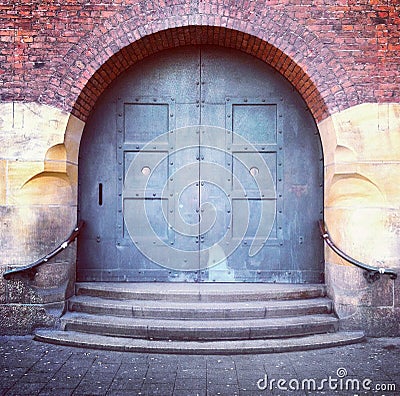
[68,26,333,124]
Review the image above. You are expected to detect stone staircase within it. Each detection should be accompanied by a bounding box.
[35,283,365,354]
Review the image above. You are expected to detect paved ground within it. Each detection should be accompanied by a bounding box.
[0,336,399,396]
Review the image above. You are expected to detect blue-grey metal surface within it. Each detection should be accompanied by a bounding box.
[77,46,323,283]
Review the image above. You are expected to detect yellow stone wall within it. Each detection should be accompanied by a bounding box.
[0,103,84,264]
[0,102,83,206]
[320,103,400,267]
[0,103,84,333]
[318,103,400,335]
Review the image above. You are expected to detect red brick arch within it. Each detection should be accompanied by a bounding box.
[45,8,358,123]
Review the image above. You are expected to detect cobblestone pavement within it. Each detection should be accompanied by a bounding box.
[0,336,399,396]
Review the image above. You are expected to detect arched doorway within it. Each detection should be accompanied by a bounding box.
[77,45,323,283]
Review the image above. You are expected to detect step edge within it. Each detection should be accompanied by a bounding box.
[60,313,339,340]
[61,312,339,327]
[75,283,327,301]
[69,295,332,306]
[34,330,365,355]
[68,297,333,316]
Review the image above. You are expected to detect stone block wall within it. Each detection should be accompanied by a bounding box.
[0,1,399,335]
[320,103,400,336]
[0,102,84,334]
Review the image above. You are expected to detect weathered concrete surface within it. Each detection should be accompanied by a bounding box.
[0,304,63,336]
[326,263,400,337]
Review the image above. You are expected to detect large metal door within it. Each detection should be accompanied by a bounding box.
[78,46,324,283]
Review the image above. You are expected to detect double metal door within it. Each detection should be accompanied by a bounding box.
[78,46,324,283]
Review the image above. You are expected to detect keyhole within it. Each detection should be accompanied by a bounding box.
[98,183,103,206]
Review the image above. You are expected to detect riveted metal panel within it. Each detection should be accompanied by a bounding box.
[78,45,323,283]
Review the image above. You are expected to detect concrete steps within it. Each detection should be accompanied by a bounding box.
[34,282,365,353]
[74,282,327,302]
[60,312,339,340]
[68,295,333,319]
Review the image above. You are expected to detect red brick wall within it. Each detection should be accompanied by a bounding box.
[1,1,399,122]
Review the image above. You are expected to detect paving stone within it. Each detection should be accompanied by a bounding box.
[120,354,149,364]
[39,389,74,396]
[74,378,111,395]
[72,390,106,396]
[206,356,235,367]
[238,377,264,392]
[236,369,266,380]
[114,373,147,382]
[3,381,45,396]
[174,377,207,389]
[140,382,175,395]
[0,336,399,396]
[237,391,266,396]
[27,362,63,375]
[114,367,147,379]
[206,378,238,386]
[270,390,307,395]
[108,377,144,391]
[175,368,205,379]
[234,361,266,371]
[47,373,84,388]
[208,374,237,384]
[177,356,207,368]
[0,366,27,379]
[173,390,206,396]
[1,355,40,368]
[107,392,145,396]
[147,366,177,376]
[147,355,179,366]
[143,378,176,386]
[206,382,240,395]
[143,375,176,385]
[18,373,50,383]
[107,392,135,396]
